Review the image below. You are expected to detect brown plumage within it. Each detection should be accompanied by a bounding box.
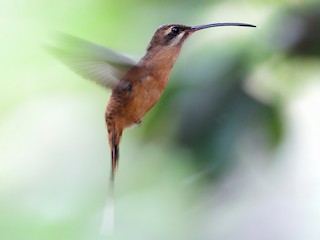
[48,22,256,184]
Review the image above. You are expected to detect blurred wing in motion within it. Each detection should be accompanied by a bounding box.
[47,33,137,89]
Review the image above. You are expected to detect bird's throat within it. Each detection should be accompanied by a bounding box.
[140,46,182,78]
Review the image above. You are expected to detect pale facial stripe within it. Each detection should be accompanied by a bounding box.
[170,32,185,45]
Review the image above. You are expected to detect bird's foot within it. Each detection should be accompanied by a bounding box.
[135,119,142,126]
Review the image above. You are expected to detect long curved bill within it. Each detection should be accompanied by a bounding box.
[191,22,256,32]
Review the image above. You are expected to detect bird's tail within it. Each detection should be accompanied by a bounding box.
[100,180,114,236]
[109,125,122,181]
[111,134,119,182]
[101,121,122,235]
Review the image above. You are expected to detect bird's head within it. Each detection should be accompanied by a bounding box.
[146,22,256,51]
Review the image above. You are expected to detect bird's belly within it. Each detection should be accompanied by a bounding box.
[107,75,168,129]
[109,98,159,130]
[130,87,163,121]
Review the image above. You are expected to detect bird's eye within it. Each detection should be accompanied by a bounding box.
[171,27,179,34]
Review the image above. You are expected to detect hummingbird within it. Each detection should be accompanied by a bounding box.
[49,22,255,184]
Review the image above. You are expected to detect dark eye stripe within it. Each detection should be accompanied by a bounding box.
[165,26,182,45]
[165,34,176,44]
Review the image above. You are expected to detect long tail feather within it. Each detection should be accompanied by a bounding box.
[100,179,114,236]
[100,145,118,236]
[101,123,121,235]
[111,140,119,181]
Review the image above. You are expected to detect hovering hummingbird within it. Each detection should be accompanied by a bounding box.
[49,22,255,184]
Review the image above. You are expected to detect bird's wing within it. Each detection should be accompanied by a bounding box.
[47,33,137,89]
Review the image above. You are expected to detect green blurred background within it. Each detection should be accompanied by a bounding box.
[1,0,320,239]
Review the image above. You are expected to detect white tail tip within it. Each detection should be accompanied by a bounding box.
[100,197,114,236]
